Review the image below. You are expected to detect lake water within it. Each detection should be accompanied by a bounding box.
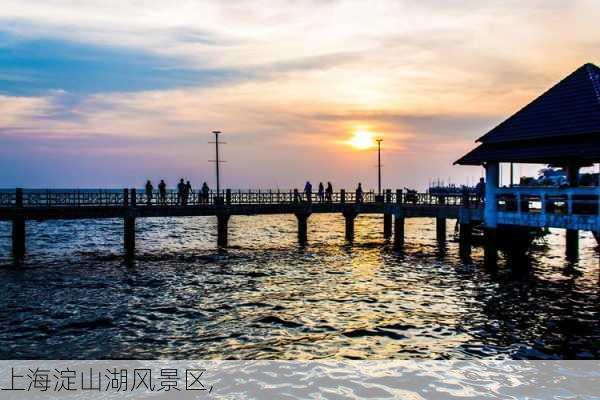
[0,214,598,359]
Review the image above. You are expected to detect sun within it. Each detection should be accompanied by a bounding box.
[347,130,376,150]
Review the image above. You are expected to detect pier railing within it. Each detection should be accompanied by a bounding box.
[496,186,600,216]
[0,189,480,208]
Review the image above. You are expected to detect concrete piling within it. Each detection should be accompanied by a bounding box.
[295,213,310,245]
[343,210,357,242]
[12,188,25,261]
[393,213,405,250]
[217,214,230,247]
[566,229,579,260]
[458,223,472,260]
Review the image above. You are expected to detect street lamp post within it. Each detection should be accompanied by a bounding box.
[209,130,226,202]
[376,138,383,195]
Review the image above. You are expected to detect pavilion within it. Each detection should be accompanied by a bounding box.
[455,62,600,264]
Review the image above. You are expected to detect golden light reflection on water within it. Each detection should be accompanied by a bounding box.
[0,215,598,359]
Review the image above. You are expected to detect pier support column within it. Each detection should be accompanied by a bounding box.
[459,223,472,260]
[393,213,405,250]
[295,213,310,245]
[436,217,446,242]
[383,213,392,239]
[124,216,135,259]
[217,214,230,247]
[343,211,357,242]
[12,217,25,260]
[566,229,579,260]
[12,188,25,261]
[483,228,498,268]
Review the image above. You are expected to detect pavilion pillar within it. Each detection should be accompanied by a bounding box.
[483,162,499,267]
[343,210,357,242]
[217,213,230,247]
[393,212,405,250]
[295,212,310,245]
[566,163,580,260]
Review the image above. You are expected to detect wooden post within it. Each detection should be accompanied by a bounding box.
[396,189,402,204]
[12,188,25,261]
[393,212,404,250]
[295,213,310,245]
[343,210,357,242]
[217,214,230,247]
[226,189,231,205]
[340,189,346,204]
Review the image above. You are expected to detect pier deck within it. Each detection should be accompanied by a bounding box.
[1,188,479,260]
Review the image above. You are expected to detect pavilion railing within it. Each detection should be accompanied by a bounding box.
[496,186,600,216]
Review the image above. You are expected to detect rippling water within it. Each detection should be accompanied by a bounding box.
[0,215,598,359]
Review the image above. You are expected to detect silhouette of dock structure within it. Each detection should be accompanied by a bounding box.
[0,188,480,261]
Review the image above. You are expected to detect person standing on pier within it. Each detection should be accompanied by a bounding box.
[318,182,324,202]
[326,182,333,202]
[184,180,192,206]
[158,179,167,205]
[304,181,313,203]
[201,182,210,204]
[177,179,185,205]
[145,180,154,206]
[476,177,485,204]
[356,183,364,203]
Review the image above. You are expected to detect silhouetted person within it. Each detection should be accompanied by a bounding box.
[158,179,167,205]
[201,182,210,204]
[304,181,312,203]
[355,182,364,203]
[177,178,185,205]
[476,177,485,204]
[145,180,153,206]
[317,182,324,202]
[184,180,192,206]
[326,182,333,202]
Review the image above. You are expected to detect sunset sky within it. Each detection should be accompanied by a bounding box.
[1,1,599,189]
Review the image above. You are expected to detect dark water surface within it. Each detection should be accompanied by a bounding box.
[0,215,598,359]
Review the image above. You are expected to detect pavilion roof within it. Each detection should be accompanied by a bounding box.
[455,63,600,165]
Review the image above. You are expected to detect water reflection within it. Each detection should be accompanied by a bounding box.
[0,216,597,359]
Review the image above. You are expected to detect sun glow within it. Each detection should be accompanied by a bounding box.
[347,130,377,150]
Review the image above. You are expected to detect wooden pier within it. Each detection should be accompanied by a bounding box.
[0,188,479,261]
